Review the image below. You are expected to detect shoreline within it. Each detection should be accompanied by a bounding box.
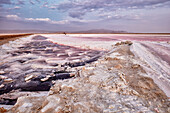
[0,34,32,45]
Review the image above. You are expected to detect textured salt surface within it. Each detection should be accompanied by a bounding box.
[8,43,170,113]
[0,35,105,105]
[131,42,170,97]
[0,34,170,112]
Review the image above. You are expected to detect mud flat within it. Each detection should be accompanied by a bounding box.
[0,34,170,112]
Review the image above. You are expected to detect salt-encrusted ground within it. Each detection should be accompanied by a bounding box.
[0,34,170,112]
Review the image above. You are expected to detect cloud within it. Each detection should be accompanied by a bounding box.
[25,18,50,21]
[0,0,12,7]
[35,0,40,3]
[97,11,142,20]
[5,14,21,20]
[15,0,25,5]
[29,0,35,5]
[42,2,48,8]
[2,13,99,26]
[0,15,6,20]
[69,11,86,19]
[8,6,21,10]
[2,14,69,25]
[28,0,40,5]
[52,0,170,19]
[25,17,69,24]
[0,0,11,5]
[0,0,170,32]
[29,0,41,5]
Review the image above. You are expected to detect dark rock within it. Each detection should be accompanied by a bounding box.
[21,67,32,72]
[31,51,41,55]
[57,45,70,49]
[69,53,80,57]
[17,59,27,63]
[0,64,10,70]
[22,51,32,54]
[44,49,54,54]
[0,83,15,95]
[25,42,40,47]
[23,69,36,75]
[54,70,68,74]
[58,54,69,58]
[14,50,32,54]
[32,36,47,40]
[68,62,86,67]
[20,81,52,91]
[35,60,47,64]
[85,55,101,63]
[15,51,24,54]
[40,41,53,46]
[11,53,18,56]
[31,76,44,81]
[49,63,58,67]
[33,46,46,50]
[48,73,72,81]
[0,98,17,105]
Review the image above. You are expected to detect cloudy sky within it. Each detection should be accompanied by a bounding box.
[0,0,170,32]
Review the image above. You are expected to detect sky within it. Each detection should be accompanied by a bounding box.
[0,0,170,33]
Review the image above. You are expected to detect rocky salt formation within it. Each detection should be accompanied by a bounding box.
[9,43,169,113]
[131,42,170,97]
[0,35,104,105]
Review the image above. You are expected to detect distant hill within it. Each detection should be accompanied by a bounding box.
[0,29,127,34]
[72,29,127,34]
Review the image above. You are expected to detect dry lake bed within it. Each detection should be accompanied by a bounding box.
[0,34,170,112]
